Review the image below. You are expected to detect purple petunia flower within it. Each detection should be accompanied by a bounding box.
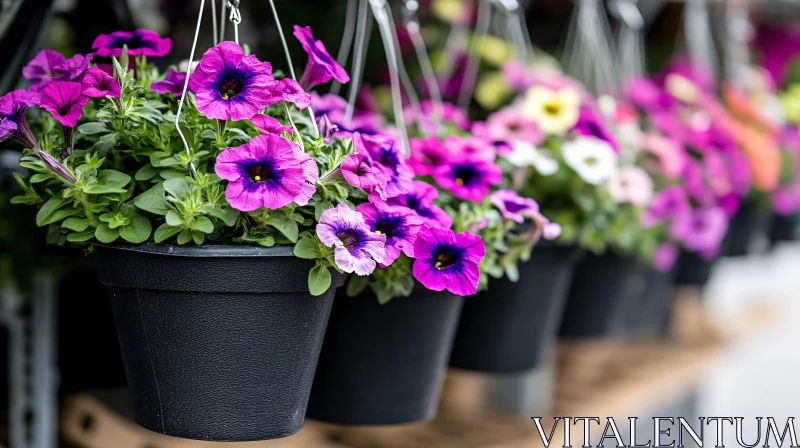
[412,226,486,296]
[404,101,471,134]
[214,133,306,211]
[0,89,40,149]
[39,81,90,128]
[91,29,171,57]
[357,199,424,267]
[357,133,413,198]
[490,189,539,224]
[433,155,502,203]
[317,114,337,144]
[388,181,453,228]
[642,185,690,227]
[252,114,292,136]
[443,135,496,161]
[472,108,543,147]
[573,107,620,153]
[267,78,311,110]
[33,149,77,184]
[150,68,187,96]
[310,92,385,137]
[653,242,678,272]
[317,204,386,275]
[81,66,121,98]
[670,207,728,259]
[293,25,350,90]
[22,49,93,92]
[341,133,389,194]
[188,41,277,121]
[408,136,449,177]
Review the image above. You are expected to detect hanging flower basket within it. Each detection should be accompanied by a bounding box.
[306,287,463,425]
[97,244,342,440]
[448,243,582,373]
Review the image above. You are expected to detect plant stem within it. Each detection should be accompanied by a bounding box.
[80,194,99,227]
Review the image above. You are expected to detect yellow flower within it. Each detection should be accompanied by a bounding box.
[475,72,513,110]
[665,74,700,104]
[780,86,800,125]
[474,35,512,67]
[520,86,581,135]
[432,0,469,24]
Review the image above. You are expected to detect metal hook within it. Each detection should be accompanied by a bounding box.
[458,0,492,111]
[227,0,241,44]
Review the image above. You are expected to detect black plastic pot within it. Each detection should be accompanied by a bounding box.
[306,288,464,425]
[770,213,798,246]
[724,200,770,257]
[674,250,717,287]
[621,268,676,338]
[448,244,582,373]
[95,244,342,442]
[559,252,640,338]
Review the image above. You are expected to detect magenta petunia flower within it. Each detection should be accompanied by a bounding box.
[405,101,471,134]
[33,149,77,184]
[433,155,502,203]
[573,107,620,153]
[409,136,449,176]
[388,180,453,228]
[341,133,389,194]
[653,242,678,272]
[490,189,539,224]
[214,134,306,211]
[292,142,319,207]
[317,114,337,144]
[642,185,690,227]
[473,108,543,147]
[670,207,728,259]
[91,29,171,57]
[81,66,121,98]
[293,25,350,90]
[39,81,90,128]
[310,92,385,137]
[150,68,187,96]
[188,41,277,121]
[357,133,413,198]
[412,226,486,296]
[0,89,40,149]
[357,199,424,267]
[252,114,292,136]
[444,135,496,161]
[22,49,92,92]
[266,78,311,110]
[317,204,386,275]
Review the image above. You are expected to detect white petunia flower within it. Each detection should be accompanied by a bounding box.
[507,141,559,175]
[520,86,581,135]
[562,137,618,185]
[608,166,654,207]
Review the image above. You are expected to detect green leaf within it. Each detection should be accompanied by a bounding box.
[66,230,95,242]
[39,208,76,226]
[119,214,152,244]
[294,236,319,259]
[154,223,182,243]
[191,230,205,245]
[165,210,183,227]
[35,197,67,226]
[376,287,393,305]
[29,173,49,183]
[159,169,186,179]
[209,206,238,227]
[308,265,332,296]
[134,184,170,215]
[85,170,131,193]
[256,236,275,247]
[176,229,192,245]
[77,122,110,135]
[504,264,520,283]
[190,216,214,234]
[62,217,89,232]
[135,164,159,181]
[265,214,299,243]
[95,223,120,243]
[163,177,191,199]
[346,275,369,297]
[94,133,118,152]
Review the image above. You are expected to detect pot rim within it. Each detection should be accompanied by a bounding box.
[95,243,295,258]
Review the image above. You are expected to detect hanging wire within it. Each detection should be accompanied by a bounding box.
[683,0,717,88]
[267,0,320,138]
[493,0,529,62]
[211,0,218,45]
[219,0,226,42]
[387,7,422,125]
[346,0,371,123]
[175,0,207,177]
[458,0,492,111]
[370,0,410,156]
[563,0,618,94]
[610,0,645,80]
[227,0,241,44]
[723,0,751,90]
[331,0,358,96]
[404,0,444,123]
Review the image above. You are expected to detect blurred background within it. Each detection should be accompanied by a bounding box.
[1,0,800,447]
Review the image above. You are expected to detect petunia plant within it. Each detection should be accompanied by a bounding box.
[6,26,488,297]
